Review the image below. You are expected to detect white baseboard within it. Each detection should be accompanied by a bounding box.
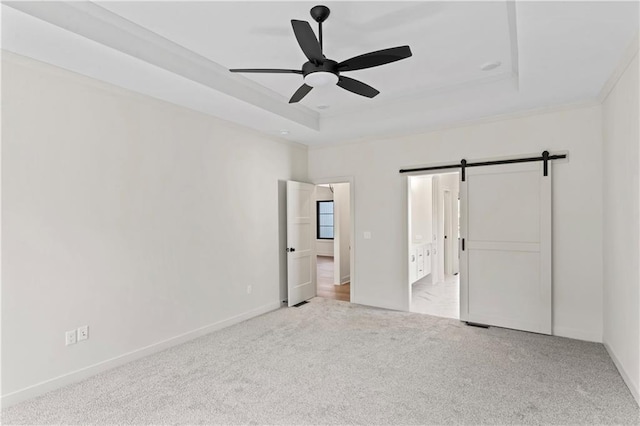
[604,342,640,407]
[340,275,350,285]
[1,301,281,408]
[552,326,602,343]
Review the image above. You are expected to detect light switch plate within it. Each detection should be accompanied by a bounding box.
[363,231,372,239]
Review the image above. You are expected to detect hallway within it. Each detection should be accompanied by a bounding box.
[316,256,350,302]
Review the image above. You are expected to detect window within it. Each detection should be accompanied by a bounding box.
[317,201,334,239]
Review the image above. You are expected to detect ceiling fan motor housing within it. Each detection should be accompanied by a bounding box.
[302,59,338,77]
[302,59,339,87]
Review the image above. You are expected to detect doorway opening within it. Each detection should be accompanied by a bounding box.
[315,183,351,302]
[408,172,460,319]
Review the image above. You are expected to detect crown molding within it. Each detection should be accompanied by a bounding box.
[4,1,319,131]
[309,99,601,151]
[2,50,311,151]
[598,31,639,103]
[320,70,517,121]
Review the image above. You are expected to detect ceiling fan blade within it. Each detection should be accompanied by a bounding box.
[337,76,380,98]
[289,84,313,103]
[338,46,412,71]
[291,20,323,62]
[230,68,302,74]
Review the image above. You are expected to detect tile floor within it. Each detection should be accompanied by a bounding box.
[410,274,459,319]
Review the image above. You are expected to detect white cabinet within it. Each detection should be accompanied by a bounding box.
[410,243,432,284]
[423,244,432,276]
[409,250,418,283]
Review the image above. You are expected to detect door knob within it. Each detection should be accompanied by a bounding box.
[286,247,296,252]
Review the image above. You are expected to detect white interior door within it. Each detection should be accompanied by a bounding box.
[460,161,551,334]
[287,181,317,306]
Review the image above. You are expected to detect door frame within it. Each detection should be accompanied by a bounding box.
[403,152,565,317]
[312,176,356,302]
[405,171,460,312]
[444,189,453,276]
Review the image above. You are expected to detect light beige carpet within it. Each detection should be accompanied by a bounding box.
[3,298,639,425]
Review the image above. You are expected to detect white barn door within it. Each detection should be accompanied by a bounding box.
[287,181,317,306]
[460,161,552,334]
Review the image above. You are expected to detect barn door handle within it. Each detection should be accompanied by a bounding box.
[461,239,465,251]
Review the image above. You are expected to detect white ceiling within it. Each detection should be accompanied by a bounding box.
[2,1,639,146]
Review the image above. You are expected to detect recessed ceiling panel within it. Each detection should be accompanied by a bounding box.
[4,1,639,145]
[97,1,515,112]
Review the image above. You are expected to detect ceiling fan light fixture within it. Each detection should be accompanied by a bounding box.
[304,71,338,87]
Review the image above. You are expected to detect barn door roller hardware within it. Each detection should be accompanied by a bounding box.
[399,151,567,180]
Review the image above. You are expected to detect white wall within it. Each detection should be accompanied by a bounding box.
[409,176,433,245]
[1,53,308,402]
[309,104,604,342]
[315,186,334,256]
[333,183,350,284]
[602,51,640,404]
[432,173,459,282]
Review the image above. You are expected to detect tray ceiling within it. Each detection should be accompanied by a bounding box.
[2,1,638,145]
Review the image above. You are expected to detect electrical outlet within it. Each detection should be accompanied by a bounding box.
[246,285,252,294]
[65,330,77,346]
[77,325,89,342]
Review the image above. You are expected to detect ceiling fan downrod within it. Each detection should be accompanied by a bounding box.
[310,5,330,52]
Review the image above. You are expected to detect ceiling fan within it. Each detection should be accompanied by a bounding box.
[230,5,413,104]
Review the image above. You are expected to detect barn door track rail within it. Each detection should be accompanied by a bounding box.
[399,151,567,180]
